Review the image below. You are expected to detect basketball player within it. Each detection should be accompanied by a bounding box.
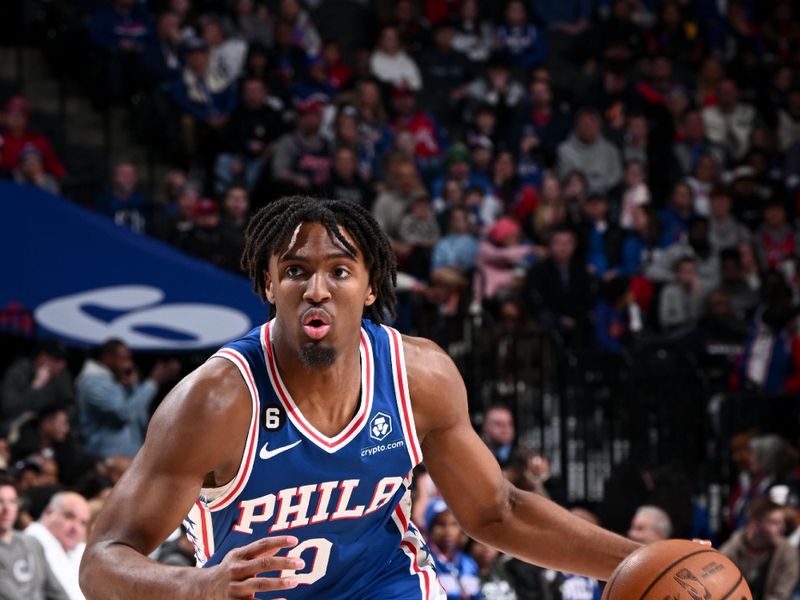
[80,197,640,599]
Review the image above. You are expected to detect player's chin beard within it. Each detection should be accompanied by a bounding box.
[300,343,336,368]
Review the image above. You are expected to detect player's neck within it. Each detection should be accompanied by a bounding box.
[272,335,363,436]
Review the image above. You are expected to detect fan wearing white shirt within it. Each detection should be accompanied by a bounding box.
[26,493,90,600]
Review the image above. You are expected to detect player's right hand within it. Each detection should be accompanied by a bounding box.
[203,535,303,599]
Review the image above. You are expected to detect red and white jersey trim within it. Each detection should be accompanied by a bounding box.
[262,322,375,454]
[200,348,260,512]
[383,325,423,468]
[391,490,444,600]
[186,500,215,567]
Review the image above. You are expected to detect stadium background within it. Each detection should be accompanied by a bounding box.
[1,0,800,597]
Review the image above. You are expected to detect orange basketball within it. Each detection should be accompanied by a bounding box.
[602,540,752,600]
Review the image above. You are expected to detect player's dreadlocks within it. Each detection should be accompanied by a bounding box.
[242,196,397,324]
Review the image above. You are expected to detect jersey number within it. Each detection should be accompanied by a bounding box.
[280,537,332,585]
[264,407,282,429]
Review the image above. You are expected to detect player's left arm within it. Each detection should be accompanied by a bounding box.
[406,336,640,581]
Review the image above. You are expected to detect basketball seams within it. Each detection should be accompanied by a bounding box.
[719,572,745,600]
[634,549,720,600]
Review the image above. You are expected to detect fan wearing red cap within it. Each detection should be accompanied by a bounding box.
[1,96,67,180]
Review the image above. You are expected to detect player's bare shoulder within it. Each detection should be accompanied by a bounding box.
[142,356,251,480]
[400,334,469,440]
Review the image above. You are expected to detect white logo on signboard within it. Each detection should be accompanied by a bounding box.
[34,285,251,350]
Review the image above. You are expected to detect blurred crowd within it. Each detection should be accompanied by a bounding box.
[3,0,800,597]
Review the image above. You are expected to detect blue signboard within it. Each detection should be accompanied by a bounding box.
[0,182,267,350]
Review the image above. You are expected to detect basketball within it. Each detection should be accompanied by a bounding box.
[602,540,752,600]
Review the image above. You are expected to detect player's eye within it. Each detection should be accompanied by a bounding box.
[333,267,350,279]
[285,266,304,278]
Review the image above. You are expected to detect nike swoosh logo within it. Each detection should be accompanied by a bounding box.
[259,440,302,460]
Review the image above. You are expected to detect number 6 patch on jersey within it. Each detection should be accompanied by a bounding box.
[262,405,287,431]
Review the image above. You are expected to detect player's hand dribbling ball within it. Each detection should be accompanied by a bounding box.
[602,539,752,600]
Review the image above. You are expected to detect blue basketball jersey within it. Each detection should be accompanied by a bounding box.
[183,319,444,599]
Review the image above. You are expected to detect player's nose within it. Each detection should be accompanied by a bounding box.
[303,272,331,303]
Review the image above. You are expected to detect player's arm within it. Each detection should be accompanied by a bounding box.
[79,358,303,600]
[406,336,640,580]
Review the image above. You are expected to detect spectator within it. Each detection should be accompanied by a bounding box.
[721,498,799,600]
[494,1,547,70]
[218,187,250,273]
[595,276,639,353]
[618,160,650,229]
[94,161,149,233]
[179,198,228,267]
[277,0,321,57]
[270,21,308,87]
[214,78,286,195]
[590,0,647,66]
[717,249,759,323]
[25,492,90,600]
[390,86,446,179]
[464,54,526,138]
[324,146,373,210]
[425,499,481,600]
[200,16,247,88]
[369,25,422,91]
[75,339,179,459]
[12,146,60,195]
[708,185,749,253]
[740,277,799,394]
[372,157,426,240]
[0,340,72,431]
[88,0,152,101]
[225,0,272,48]
[451,0,493,64]
[139,11,183,88]
[657,181,696,248]
[620,205,658,277]
[468,541,523,600]
[672,109,726,178]
[579,193,625,281]
[628,505,673,544]
[514,76,572,169]
[154,182,199,246]
[525,226,594,344]
[777,89,800,153]
[479,404,515,467]
[432,207,479,275]
[702,79,758,162]
[658,257,704,333]
[755,200,799,270]
[397,195,441,280]
[0,474,68,600]
[271,97,331,195]
[475,217,532,304]
[170,37,238,168]
[320,41,353,93]
[11,407,75,476]
[685,153,720,217]
[730,165,767,232]
[0,97,66,180]
[556,108,623,195]
[431,144,489,201]
[419,21,473,125]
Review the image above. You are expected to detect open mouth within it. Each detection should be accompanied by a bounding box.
[302,310,331,340]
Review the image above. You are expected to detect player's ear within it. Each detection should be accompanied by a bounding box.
[264,271,275,304]
[364,284,376,307]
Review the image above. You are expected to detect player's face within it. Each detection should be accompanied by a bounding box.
[265,222,376,367]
